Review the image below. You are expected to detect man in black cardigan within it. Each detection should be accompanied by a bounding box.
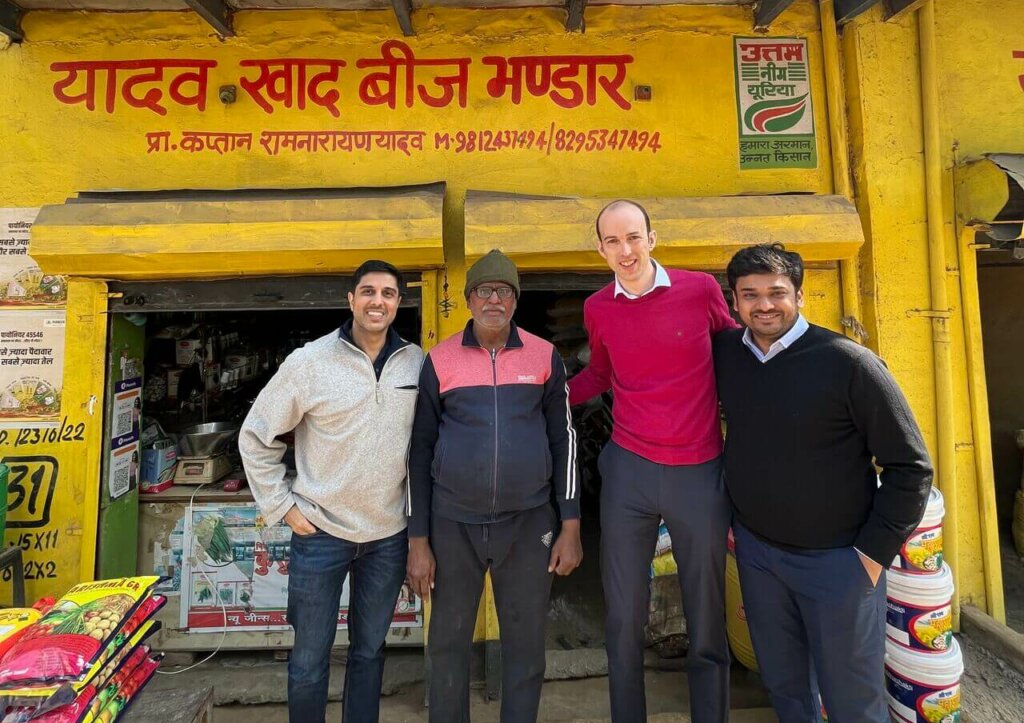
[713,243,933,723]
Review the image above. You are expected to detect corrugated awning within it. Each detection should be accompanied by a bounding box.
[956,154,1024,243]
[29,185,445,280]
[464,192,865,271]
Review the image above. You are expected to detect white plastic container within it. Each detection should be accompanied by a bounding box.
[886,564,954,653]
[885,637,962,723]
[892,486,945,573]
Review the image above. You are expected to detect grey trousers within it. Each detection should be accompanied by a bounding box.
[599,441,731,723]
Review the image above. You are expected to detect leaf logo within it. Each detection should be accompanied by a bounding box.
[744,94,809,133]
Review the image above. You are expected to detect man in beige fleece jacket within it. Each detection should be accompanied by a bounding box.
[240,260,424,723]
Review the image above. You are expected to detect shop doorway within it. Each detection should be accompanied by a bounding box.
[977,249,1024,634]
[99,275,426,654]
[517,274,612,651]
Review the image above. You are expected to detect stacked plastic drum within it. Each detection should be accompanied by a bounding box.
[724,528,758,672]
[884,486,964,723]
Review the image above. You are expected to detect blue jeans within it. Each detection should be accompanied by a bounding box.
[287,527,408,723]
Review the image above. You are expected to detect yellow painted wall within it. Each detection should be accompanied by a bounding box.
[931,0,1024,160]
[932,0,1024,539]
[842,0,1024,614]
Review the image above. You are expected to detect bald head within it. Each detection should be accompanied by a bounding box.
[595,199,651,242]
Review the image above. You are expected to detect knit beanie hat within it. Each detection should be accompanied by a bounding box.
[465,249,520,298]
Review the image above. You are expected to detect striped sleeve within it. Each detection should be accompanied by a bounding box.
[544,347,580,521]
[407,355,442,537]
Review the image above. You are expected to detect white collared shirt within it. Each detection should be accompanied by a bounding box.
[613,260,671,299]
[742,314,809,363]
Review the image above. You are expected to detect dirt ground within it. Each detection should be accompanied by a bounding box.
[182,634,1024,722]
[147,538,1024,723]
[960,631,1024,723]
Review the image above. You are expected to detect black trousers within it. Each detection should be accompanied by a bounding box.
[427,504,557,723]
[599,441,731,723]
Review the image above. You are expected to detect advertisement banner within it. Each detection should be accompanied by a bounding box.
[0,209,66,309]
[0,310,65,428]
[180,503,422,633]
[735,37,817,170]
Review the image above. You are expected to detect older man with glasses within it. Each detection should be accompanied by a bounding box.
[407,249,582,723]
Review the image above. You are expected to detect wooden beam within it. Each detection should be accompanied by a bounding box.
[883,0,928,20]
[0,0,24,43]
[184,0,235,38]
[566,0,587,33]
[834,0,882,25]
[754,0,798,30]
[391,0,415,37]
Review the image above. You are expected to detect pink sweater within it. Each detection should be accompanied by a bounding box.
[568,268,738,465]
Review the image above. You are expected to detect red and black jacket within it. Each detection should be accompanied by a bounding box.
[407,320,579,537]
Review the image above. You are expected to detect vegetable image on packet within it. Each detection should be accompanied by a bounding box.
[78,648,158,723]
[0,578,162,687]
[76,645,152,723]
[0,642,152,723]
[86,653,162,723]
[193,516,233,565]
[0,618,162,720]
[0,601,56,660]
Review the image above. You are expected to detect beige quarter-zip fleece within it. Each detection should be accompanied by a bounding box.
[239,328,424,543]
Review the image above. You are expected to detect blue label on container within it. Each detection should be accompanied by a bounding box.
[885,666,960,722]
[886,597,953,652]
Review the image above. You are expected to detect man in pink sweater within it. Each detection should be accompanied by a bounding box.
[569,200,737,723]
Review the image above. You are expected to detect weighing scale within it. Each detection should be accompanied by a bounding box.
[174,421,238,485]
[173,452,234,485]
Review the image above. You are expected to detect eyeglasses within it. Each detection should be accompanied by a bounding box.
[473,286,515,300]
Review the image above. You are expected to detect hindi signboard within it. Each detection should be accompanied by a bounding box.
[735,37,817,170]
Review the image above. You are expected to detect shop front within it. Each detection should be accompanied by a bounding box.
[1,1,842,643]
[22,186,443,650]
[0,0,1010,680]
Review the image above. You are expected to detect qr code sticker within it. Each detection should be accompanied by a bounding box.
[111,465,130,498]
[113,409,133,438]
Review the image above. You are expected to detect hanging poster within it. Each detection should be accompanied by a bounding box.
[0,310,65,428]
[180,503,422,633]
[107,377,142,500]
[108,443,140,501]
[735,37,817,170]
[0,209,65,308]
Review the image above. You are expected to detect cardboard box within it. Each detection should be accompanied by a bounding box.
[204,363,221,391]
[142,443,178,494]
[176,339,203,365]
[166,368,184,401]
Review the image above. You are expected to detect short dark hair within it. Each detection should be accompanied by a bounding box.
[726,243,804,292]
[351,259,404,296]
[595,199,651,242]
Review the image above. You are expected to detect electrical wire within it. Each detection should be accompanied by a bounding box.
[156,481,227,675]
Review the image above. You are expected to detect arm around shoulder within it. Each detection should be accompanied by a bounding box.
[567,307,611,406]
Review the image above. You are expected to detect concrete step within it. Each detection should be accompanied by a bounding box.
[570,713,777,723]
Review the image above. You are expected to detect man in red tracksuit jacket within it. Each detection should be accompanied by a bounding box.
[569,200,738,723]
[407,249,582,723]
